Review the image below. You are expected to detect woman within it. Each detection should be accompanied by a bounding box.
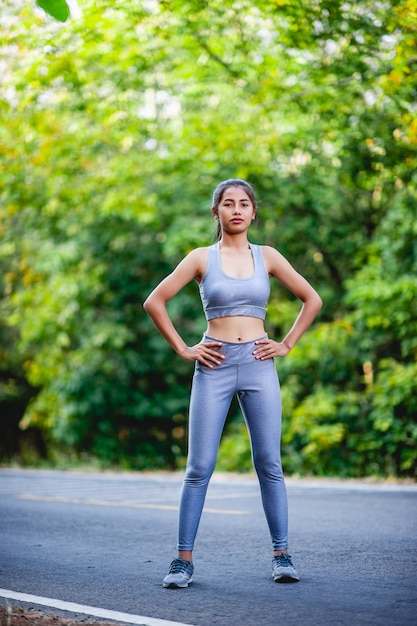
[143,179,322,588]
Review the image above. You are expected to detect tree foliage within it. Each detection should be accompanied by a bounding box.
[36,0,70,22]
[1,0,416,476]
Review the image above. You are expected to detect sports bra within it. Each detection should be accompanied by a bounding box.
[199,242,270,321]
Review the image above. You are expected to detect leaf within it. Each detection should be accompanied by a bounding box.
[36,0,70,22]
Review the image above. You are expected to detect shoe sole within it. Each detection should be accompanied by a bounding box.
[273,574,300,583]
[163,579,193,588]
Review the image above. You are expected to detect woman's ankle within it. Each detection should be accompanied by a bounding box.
[178,550,193,563]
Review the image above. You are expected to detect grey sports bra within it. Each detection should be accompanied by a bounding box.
[199,242,270,321]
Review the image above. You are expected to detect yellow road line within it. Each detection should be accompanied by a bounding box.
[19,494,248,515]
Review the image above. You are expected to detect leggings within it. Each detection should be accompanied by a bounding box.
[178,334,288,551]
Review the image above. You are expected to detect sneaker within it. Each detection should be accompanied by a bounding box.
[272,553,300,583]
[162,558,194,588]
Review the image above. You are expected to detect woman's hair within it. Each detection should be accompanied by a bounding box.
[212,179,258,241]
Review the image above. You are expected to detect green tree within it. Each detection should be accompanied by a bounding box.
[1,0,415,476]
[36,0,70,22]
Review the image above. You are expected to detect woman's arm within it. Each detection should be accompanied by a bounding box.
[253,246,323,360]
[143,248,225,367]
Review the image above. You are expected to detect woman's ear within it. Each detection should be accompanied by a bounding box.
[211,207,219,219]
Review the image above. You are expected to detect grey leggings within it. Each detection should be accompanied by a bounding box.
[178,335,288,551]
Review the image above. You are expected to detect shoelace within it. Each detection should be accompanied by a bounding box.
[168,558,190,573]
[274,553,293,567]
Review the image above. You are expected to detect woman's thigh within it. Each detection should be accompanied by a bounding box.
[187,363,237,474]
[237,359,282,465]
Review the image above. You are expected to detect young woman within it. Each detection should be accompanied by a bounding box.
[143,179,322,588]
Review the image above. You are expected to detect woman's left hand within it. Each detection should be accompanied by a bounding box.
[253,338,291,360]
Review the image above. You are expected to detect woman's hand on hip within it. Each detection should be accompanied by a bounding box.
[180,341,225,368]
[253,338,290,360]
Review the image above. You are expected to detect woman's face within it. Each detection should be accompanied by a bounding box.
[213,186,256,235]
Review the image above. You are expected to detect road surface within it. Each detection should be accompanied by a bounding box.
[0,469,416,625]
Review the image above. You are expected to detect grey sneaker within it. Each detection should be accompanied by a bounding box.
[272,553,300,583]
[163,558,194,588]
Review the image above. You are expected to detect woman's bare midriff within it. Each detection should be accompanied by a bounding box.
[207,316,266,343]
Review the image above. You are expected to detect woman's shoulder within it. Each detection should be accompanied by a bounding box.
[181,246,211,280]
[186,245,212,261]
[259,244,287,257]
[258,244,281,258]
[258,244,290,273]
[184,246,213,283]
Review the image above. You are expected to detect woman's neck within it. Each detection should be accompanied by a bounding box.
[218,233,250,250]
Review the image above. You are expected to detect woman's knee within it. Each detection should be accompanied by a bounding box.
[253,453,284,481]
[184,457,216,486]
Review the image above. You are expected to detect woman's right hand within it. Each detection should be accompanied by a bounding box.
[179,341,225,368]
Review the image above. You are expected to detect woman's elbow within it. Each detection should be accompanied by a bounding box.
[305,291,322,314]
[143,294,153,314]
[143,292,165,317]
[313,292,323,313]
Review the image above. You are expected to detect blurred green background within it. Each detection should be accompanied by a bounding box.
[1,0,416,477]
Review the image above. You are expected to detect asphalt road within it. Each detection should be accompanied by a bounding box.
[0,469,416,626]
